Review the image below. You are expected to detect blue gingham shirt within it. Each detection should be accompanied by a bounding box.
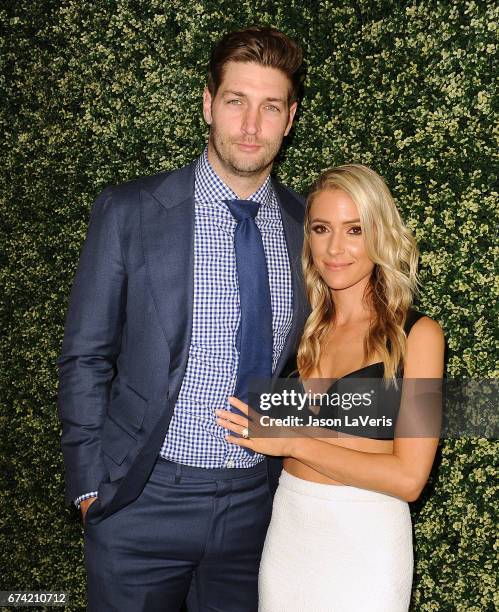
[75,148,293,506]
[160,148,293,467]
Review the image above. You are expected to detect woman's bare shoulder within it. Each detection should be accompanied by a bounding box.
[405,315,445,377]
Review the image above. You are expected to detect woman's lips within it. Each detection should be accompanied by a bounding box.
[324,262,352,271]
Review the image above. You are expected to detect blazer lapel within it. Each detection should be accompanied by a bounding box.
[141,162,196,402]
[272,180,308,375]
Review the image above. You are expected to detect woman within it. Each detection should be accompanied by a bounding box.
[216,164,445,611]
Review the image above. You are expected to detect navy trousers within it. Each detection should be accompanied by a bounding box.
[83,457,273,611]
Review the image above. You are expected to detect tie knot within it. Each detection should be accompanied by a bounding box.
[225,199,261,222]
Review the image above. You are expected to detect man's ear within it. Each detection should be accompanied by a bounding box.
[284,101,298,137]
[203,87,213,125]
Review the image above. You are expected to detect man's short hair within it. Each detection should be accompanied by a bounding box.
[207,26,304,105]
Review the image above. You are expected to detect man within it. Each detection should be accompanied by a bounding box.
[58,26,307,611]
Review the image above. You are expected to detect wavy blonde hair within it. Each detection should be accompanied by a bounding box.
[297,164,420,384]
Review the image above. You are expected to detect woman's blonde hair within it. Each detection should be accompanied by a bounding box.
[297,164,420,384]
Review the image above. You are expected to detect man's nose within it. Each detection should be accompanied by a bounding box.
[241,107,260,136]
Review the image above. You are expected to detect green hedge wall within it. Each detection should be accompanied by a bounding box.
[0,1,497,610]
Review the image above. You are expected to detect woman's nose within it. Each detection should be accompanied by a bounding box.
[327,231,345,256]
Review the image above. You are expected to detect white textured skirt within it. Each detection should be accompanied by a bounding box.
[258,470,413,612]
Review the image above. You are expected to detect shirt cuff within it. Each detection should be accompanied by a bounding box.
[74,491,98,510]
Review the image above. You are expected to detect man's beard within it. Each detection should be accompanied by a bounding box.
[209,128,281,177]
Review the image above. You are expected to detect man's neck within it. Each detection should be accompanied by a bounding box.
[206,145,271,199]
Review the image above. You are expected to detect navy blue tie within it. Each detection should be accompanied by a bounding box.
[225,199,273,411]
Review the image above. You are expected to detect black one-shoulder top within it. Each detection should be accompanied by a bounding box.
[296,309,426,440]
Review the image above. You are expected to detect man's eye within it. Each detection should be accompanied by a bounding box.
[228,99,242,105]
[265,105,280,112]
[348,225,362,235]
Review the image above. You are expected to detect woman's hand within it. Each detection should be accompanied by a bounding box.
[216,396,297,457]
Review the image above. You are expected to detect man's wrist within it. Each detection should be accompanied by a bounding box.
[80,496,97,509]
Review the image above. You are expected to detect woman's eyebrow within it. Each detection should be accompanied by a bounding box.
[310,218,360,224]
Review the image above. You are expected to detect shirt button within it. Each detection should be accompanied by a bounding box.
[226,459,235,468]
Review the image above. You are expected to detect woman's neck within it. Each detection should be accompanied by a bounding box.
[330,280,374,327]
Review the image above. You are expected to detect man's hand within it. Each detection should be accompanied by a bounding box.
[80,496,98,525]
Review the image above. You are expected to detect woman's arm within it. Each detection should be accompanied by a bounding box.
[218,316,445,502]
[286,316,445,501]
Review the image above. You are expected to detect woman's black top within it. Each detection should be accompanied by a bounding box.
[294,309,426,440]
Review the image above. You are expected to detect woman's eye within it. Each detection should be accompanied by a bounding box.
[348,225,362,235]
[311,224,328,234]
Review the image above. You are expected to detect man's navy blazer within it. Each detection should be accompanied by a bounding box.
[57,160,307,524]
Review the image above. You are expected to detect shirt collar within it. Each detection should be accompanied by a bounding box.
[195,147,274,207]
